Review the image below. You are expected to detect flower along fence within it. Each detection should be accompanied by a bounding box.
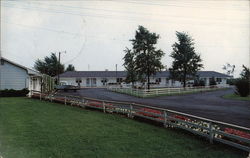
[30,90,250,154]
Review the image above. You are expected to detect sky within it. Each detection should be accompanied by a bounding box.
[1,0,249,77]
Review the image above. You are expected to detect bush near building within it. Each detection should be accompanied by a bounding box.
[235,79,249,97]
[0,88,29,97]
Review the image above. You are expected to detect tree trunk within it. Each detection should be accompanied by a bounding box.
[147,74,150,90]
[183,72,186,88]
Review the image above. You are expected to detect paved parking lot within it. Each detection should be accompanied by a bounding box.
[58,88,250,128]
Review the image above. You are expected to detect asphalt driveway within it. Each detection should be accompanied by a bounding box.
[59,88,250,128]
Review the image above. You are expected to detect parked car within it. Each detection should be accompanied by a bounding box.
[55,85,80,92]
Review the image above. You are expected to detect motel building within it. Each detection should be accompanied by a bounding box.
[59,70,232,88]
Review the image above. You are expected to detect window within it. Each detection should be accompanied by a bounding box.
[166,78,169,84]
[216,78,222,82]
[0,60,4,65]
[116,78,123,83]
[156,78,161,83]
[76,78,82,83]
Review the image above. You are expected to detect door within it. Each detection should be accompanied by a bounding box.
[86,78,96,87]
[91,78,96,87]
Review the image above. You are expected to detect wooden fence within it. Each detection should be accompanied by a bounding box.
[108,86,228,97]
[30,90,250,153]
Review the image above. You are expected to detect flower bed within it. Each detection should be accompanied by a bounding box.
[224,128,250,139]
[136,108,162,118]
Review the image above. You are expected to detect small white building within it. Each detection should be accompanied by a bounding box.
[59,71,231,88]
[0,57,42,92]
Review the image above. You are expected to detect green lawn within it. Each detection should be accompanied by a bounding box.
[0,97,246,158]
[223,93,250,101]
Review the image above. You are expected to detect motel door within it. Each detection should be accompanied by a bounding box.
[86,78,96,87]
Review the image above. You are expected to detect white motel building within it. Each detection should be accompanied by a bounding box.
[59,71,231,88]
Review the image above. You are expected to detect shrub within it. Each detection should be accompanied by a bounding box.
[226,79,237,85]
[193,79,205,87]
[0,88,29,97]
[235,79,249,97]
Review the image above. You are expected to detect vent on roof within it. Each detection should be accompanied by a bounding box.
[105,69,108,71]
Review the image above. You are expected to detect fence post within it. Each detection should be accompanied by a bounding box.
[209,122,214,144]
[81,98,85,108]
[64,96,67,105]
[247,153,250,158]
[103,101,106,113]
[164,110,167,127]
[129,104,133,118]
[40,92,42,100]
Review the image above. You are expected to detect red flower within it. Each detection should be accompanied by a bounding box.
[224,128,250,139]
[137,108,162,118]
[173,115,190,121]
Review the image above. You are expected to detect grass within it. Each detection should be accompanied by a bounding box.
[223,93,250,101]
[0,97,247,158]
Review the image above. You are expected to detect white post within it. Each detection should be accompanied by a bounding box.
[209,122,214,144]
[129,104,133,118]
[164,111,167,127]
[103,101,106,113]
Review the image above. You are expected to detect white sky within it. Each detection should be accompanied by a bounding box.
[1,0,249,77]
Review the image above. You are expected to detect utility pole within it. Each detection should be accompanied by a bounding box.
[57,51,66,85]
[115,64,118,84]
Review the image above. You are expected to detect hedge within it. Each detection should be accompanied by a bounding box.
[235,79,249,97]
[0,88,29,97]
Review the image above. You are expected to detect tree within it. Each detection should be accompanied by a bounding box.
[240,65,250,80]
[123,48,137,87]
[222,63,235,77]
[131,26,165,89]
[169,31,203,88]
[66,64,75,71]
[235,65,250,97]
[34,53,64,77]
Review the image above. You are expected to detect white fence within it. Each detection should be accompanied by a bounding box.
[30,90,250,153]
[108,86,229,97]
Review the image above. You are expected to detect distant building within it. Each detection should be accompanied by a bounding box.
[0,57,42,91]
[59,70,232,88]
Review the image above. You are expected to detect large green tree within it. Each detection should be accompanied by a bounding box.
[170,31,203,88]
[240,65,250,80]
[66,64,76,71]
[34,53,64,77]
[130,26,165,89]
[123,48,137,87]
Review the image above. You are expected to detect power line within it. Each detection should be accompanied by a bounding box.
[2,3,248,28]
[115,1,249,12]
[11,1,248,22]
[2,20,85,36]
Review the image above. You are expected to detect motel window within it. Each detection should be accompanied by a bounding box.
[101,78,108,83]
[92,78,96,84]
[156,78,161,83]
[166,78,169,84]
[116,78,123,83]
[216,78,222,82]
[76,78,82,83]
